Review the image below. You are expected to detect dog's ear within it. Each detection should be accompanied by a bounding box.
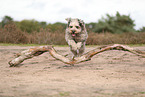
[65,18,71,27]
[65,18,71,22]
[78,19,84,25]
[78,19,85,30]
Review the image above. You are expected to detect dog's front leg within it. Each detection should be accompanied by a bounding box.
[67,40,80,58]
[76,42,83,50]
[67,40,78,51]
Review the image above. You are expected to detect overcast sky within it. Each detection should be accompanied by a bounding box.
[0,0,145,29]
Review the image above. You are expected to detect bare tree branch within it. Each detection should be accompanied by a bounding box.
[8,46,51,67]
[8,44,145,67]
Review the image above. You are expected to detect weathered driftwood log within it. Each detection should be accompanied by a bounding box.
[8,44,145,67]
[8,46,51,67]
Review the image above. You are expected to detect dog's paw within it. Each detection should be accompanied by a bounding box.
[77,42,82,49]
[72,46,78,51]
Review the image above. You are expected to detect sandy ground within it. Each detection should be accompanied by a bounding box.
[0,45,145,97]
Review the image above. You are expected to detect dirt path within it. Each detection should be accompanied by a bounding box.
[0,46,145,97]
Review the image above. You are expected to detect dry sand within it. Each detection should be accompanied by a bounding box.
[0,45,145,97]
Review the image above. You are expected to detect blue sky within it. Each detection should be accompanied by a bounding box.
[0,0,145,29]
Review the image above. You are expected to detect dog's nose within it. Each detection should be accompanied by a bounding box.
[72,30,75,34]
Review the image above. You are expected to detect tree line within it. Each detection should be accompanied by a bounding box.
[0,12,145,34]
[0,12,145,45]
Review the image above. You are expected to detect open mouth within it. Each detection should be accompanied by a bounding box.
[71,31,78,37]
[72,33,76,36]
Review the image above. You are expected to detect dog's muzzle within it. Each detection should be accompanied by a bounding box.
[71,30,77,37]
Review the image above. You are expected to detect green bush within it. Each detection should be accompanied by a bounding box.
[89,12,136,33]
[16,19,41,33]
[138,27,145,32]
[0,15,13,27]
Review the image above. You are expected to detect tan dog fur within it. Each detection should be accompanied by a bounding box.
[65,18,88,57]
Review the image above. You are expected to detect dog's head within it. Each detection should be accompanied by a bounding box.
[66,18,85,37]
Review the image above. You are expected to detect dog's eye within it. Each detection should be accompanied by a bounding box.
[69,26,73,28]
[75,26,79,29]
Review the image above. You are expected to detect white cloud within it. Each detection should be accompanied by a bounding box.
[0,0,145,29]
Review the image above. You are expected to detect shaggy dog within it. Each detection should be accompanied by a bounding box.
[65,18,88,57]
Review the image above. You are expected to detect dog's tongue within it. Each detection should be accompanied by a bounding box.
[72,34,75,36]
